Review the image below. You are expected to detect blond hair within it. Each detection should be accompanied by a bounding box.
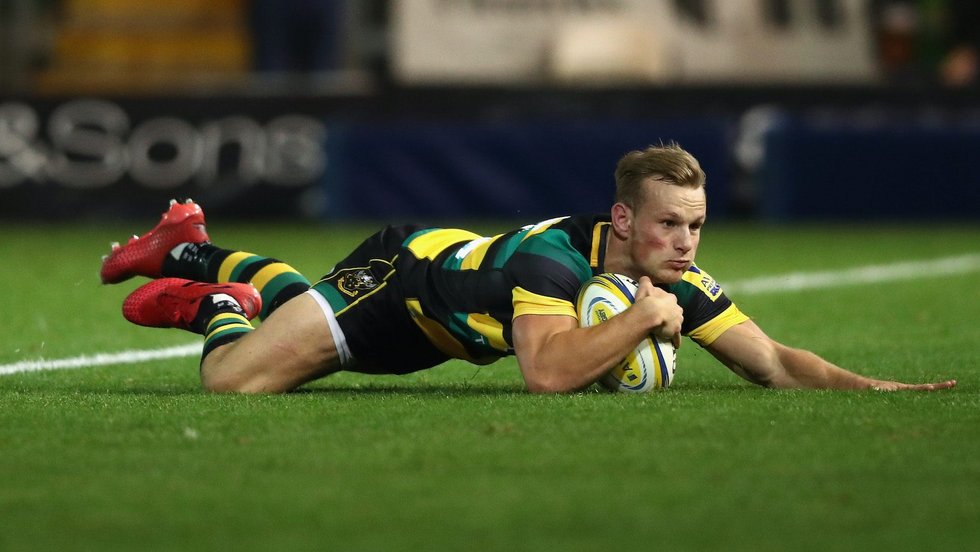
[614,143,706,208]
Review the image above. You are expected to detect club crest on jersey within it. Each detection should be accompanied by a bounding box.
[337,269,379,297]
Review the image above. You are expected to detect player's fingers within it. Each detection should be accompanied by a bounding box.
[920,379,957,391]
[872,379,957,392]
[634,276,657,300]
[671,332,682,349]
[903,380,957,391]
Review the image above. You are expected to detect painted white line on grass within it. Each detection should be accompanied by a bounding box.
[724,253,980,296]
[0,343,200,376]
[2,253,979,377]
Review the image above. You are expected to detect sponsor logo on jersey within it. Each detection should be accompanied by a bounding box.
[683,267,723,301]
[701,275,721,298]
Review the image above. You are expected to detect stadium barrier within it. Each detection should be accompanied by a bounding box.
[2,96,978,221]
[0,98,328,220]
[758,112,980,220]
[0,98,732,221]
[323,119,732,220]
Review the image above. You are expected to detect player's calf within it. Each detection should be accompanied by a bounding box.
[164,245,311,320]
[199,293,345,394]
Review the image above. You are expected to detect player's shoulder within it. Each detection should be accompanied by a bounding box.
[519,214,609,252]
[507,214,607,284]
[550,213,611,238]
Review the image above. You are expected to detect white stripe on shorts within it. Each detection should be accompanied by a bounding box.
[305,288,354,367]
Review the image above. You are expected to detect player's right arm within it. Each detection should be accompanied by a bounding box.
[706,319,957,391]
[512,277,682,393]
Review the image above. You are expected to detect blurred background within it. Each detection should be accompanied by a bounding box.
[1,0,978,222]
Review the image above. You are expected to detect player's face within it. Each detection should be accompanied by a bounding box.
[627,180,706,284]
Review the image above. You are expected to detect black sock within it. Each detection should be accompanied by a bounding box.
[161,242,228,282]
[189,292,247,335]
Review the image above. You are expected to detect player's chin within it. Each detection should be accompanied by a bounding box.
[654,267,687,284]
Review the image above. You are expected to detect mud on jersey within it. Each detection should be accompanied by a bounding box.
[397,214,747,364]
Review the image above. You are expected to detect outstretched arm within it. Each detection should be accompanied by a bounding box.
[706,320,957,391]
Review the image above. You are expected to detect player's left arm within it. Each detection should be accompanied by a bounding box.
[512,279,683,394]
[705,319,957,391]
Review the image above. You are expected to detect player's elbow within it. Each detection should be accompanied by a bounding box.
[521,365,582,394]
[525,378,578,394]
[746,344,798,389]
[726,342,785,389]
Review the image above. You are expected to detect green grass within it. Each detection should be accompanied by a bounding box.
[1,220,979,551]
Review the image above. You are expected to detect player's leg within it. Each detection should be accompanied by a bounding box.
[163,242,310,320]
[198,291,345,393]
[210,223,449,386]
[103,203,439,390]
[103,199,338,392]
[123,278,347,393]
[101,199,311,320]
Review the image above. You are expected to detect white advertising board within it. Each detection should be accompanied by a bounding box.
[391,0,878,84]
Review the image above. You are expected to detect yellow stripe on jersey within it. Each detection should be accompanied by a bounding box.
[405,299,494,364]
[466,313,509,352]
[688,303,749,345]
[406,229,482,261]
[512,286,577,319]
[590,222,609,268]
[218,251,255,283]
[682,267,724,302]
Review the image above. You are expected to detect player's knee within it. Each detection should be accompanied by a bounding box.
[201,369,250,393]
[202,373,287,394]
[199,360,282,394]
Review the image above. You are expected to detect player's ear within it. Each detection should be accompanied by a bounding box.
[610,202,632,239]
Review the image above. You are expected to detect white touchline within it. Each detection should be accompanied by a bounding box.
[1,253,979,377]
[724,253,980,296]
[0,343,201,376]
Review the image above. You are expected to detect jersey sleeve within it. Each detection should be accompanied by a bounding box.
[671,265,749,346]
[505,229,592,319]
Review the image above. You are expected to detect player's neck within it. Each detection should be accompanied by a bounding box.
[602,229,633,278]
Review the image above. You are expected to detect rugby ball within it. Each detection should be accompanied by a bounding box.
[575,274,677,392]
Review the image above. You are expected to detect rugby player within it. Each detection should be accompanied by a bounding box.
[100,144,957,394]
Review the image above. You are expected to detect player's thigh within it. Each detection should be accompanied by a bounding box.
[201,292,342,393]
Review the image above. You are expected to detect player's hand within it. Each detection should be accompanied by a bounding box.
[633,276,683,348]
[866,378,957,392]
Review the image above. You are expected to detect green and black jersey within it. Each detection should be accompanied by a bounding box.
[394,214,747,365]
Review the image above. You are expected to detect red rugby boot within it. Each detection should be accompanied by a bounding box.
[122,278,262,332]
[100,199,209,284]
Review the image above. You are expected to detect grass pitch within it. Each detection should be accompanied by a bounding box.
[1,219,978,551]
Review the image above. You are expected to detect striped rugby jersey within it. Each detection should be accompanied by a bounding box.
[396,214,747,364]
